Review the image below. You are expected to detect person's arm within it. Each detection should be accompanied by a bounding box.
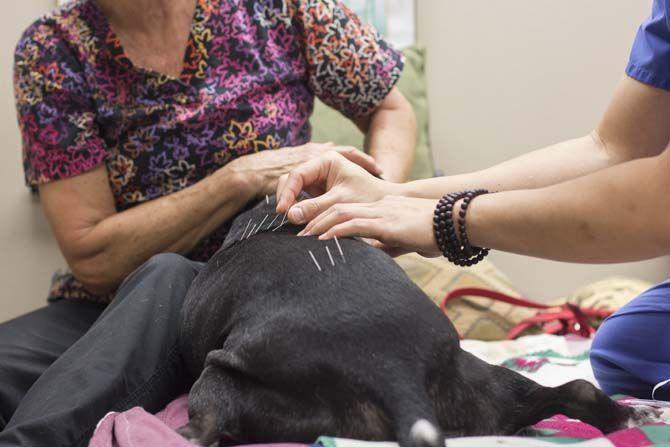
[353,87,416,182]
[293,0,411,180]
[304,146,670,263]
[401,76,670,198]
[277,76,670,224]
[42,144,381,295]
[40,164,253,295]
[464,148,670,263]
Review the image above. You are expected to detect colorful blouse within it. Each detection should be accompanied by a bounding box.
[14,0,403,303]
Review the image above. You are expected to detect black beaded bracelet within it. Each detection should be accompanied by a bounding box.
[433,189,490,266]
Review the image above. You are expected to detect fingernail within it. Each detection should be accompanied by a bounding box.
[290,207,305,224]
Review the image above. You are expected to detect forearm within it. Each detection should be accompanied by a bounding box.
[466,151,670,263]
[360,88,416,183]
[69,168,254,293]
[400,133,615,199]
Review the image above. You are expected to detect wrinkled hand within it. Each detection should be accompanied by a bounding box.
[297,195,442,257]
[227,142,382,199]
[276,151,399,224]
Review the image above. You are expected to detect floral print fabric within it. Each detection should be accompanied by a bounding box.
[14,0,403,302]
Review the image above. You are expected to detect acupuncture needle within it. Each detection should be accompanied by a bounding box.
[272,211,289,232]
[247,223,258,239]
[240,219,252,240]
[254,214,269,235]
[325,246,335,266]
[308,250,322,272]
[334,236,346,263]
[265,213,280,230]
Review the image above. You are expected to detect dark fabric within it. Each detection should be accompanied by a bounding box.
[0,253,203,447]
[0,299,104,430]
[591,279,670,400]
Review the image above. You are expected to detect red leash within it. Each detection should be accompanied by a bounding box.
[440,287,613,340]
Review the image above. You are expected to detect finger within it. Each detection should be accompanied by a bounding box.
[276,173,289,204]
[301,196,386,235]
[275,156,332,214]
[318,218,385,242]
[288,190,346,225]
[334,147,383,176]
[299,204,378,236]
[301,201,372,235]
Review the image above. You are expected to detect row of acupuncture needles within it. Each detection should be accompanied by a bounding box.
[239,195,288,240]
[240,195,347,272]
[308,236,346,272]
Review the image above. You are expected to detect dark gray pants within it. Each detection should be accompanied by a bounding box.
[0,254,203,447]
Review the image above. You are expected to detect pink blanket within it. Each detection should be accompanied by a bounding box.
[89,395,193,447]
[89,395,308,447]
[89,395,670,447]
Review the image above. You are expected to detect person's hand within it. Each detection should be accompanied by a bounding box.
[226,142,383,199]
[297,195,442,257]
[276,151,401,224]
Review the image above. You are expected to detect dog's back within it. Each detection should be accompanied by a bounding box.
[180,199,463,445]
[179,198,654,447]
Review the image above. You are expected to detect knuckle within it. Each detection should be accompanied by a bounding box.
[306,201,320,214]
[350,218,366,230]
[331,205,348,217]
[377,225,391,243]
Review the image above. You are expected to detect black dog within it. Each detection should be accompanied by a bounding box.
[178,198,658,447]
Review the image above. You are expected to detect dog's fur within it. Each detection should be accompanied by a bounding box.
[178,198,657,447]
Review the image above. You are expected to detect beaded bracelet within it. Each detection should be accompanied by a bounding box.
[433,189,489,266]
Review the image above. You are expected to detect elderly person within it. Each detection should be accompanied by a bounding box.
[276,0,670,403]
[0,0,415,444]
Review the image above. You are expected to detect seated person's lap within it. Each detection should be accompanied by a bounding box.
[0,253,202,446]
[591,279,670,399]
[0,299,104,429]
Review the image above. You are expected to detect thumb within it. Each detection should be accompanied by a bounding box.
[288,190,342,224]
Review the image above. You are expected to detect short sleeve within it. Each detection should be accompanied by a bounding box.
[14,21,107,187]
[626,0,670,90]
[292,0,404,118]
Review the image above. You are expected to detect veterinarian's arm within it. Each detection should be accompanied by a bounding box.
[278,76,670,224]
[461,148,670,262]
[352,87,416,183]
[310,147,670,263]
[401,76,670,198]
[40,145,381,295]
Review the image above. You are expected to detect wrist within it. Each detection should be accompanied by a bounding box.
[433,190,489,266]
[390,180,417,198]
[214,163,259,203]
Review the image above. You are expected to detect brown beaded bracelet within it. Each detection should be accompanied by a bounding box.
[433,189,489,266]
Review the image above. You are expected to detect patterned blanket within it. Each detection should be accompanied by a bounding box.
[89,334,670,447]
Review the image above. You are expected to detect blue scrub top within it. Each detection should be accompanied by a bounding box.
[628,0,670,89]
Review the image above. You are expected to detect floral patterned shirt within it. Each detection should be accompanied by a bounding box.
[14,0,403,303]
